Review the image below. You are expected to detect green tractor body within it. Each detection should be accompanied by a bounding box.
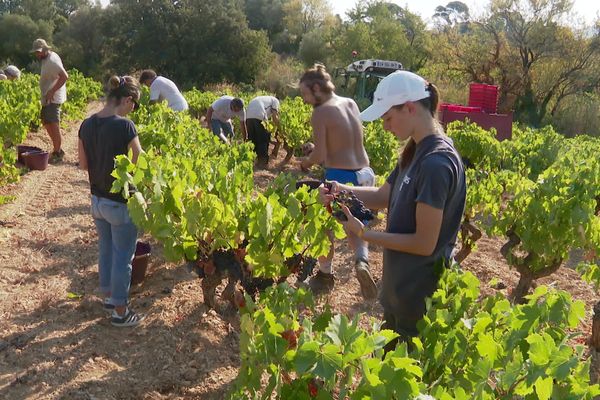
[334,59,403,110]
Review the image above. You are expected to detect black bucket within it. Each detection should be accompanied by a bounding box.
[131,241,151,285]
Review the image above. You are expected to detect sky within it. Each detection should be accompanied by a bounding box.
[330,0,600,25]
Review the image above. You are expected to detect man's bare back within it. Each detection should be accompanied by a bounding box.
[311,95,370,170]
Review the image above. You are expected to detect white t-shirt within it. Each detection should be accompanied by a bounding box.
[40,51,67,105]
[246,96,280,121]
[149,76,188,112]
[211,95,246,122]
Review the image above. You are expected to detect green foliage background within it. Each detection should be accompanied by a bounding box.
[2,0,600,135]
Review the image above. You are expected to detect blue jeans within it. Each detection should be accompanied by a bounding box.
[210,119,234,138]
[91,195,138,306]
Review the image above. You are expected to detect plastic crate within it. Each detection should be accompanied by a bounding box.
[440,109,512,141]
[440,103,482,113]
[468,83,498,113]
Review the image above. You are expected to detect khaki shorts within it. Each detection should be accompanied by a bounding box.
[41,103,61,124]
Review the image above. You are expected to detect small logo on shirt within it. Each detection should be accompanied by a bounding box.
[398,175,411,192]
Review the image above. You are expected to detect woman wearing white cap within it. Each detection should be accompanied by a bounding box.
[321,70,466,343]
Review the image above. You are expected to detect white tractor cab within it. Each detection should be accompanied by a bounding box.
[334,59,403,110]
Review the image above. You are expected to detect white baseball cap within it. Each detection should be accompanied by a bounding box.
[360,71,430,122]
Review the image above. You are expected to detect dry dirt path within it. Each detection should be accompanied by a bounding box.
[0,103,241,400]
[0,102,598,399]
[0,103,385,400]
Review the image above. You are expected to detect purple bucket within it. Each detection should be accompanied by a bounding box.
[17,145,42,164]
[23,150,49,171]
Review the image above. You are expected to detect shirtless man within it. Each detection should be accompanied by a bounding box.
[298,64,377,300]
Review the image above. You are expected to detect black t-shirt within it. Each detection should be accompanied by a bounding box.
[78,114,137,203]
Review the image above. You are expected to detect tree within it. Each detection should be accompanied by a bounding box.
[433,1,470,27]
[0,0,90,34]
[332,1,431,72]
[244,0,287,38]
[298,27,331,65]
[0,13,53,68]
[281,0,335,52]
[97,0,272,88]
[0,0,22,14]
[54,0,89,18]
[492,0,600,125]
[429,0,600,126]
[53,5,106,78]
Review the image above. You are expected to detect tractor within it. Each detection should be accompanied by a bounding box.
[333,57,512,140]
[334,58,403,110]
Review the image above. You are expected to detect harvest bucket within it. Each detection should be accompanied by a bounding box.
[131,241,151,285]
[17,145,42,164]
[23,150,49,171]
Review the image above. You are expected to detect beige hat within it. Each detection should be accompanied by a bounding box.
[31,38,51,53]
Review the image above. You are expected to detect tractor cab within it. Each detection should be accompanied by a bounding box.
[335,59,403,110]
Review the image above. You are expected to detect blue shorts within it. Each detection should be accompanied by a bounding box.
[324,168,359,185]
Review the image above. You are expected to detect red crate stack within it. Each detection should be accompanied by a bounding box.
[468,83,498,113]
[439,103,482,113]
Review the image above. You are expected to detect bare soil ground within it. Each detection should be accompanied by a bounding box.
[0,103,598,399]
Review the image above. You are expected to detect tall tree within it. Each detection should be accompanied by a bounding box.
[281,0,335,52]
[0,13,53,67]
[53,5,106,77]
[430,0,600,126]
[244,0,287,38]
[97,0,272,88]
[332,1,431,72]
[433,1,470,27]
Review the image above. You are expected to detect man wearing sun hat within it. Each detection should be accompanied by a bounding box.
[31,38,69,163]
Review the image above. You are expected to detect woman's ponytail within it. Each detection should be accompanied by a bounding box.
[106,75,140,102]
[399,82,442,169]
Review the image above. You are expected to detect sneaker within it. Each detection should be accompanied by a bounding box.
[49,149,65,164]
[308,270,335,294]
[111,308,144,327]
[355,259,378,300]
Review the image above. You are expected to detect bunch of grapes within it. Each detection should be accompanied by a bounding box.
[188,246,319,308]
[285,254,318,282]
[240,276,275,297]
[187,246,282,302]
[296,256,317,282]
[331,190,375,222]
